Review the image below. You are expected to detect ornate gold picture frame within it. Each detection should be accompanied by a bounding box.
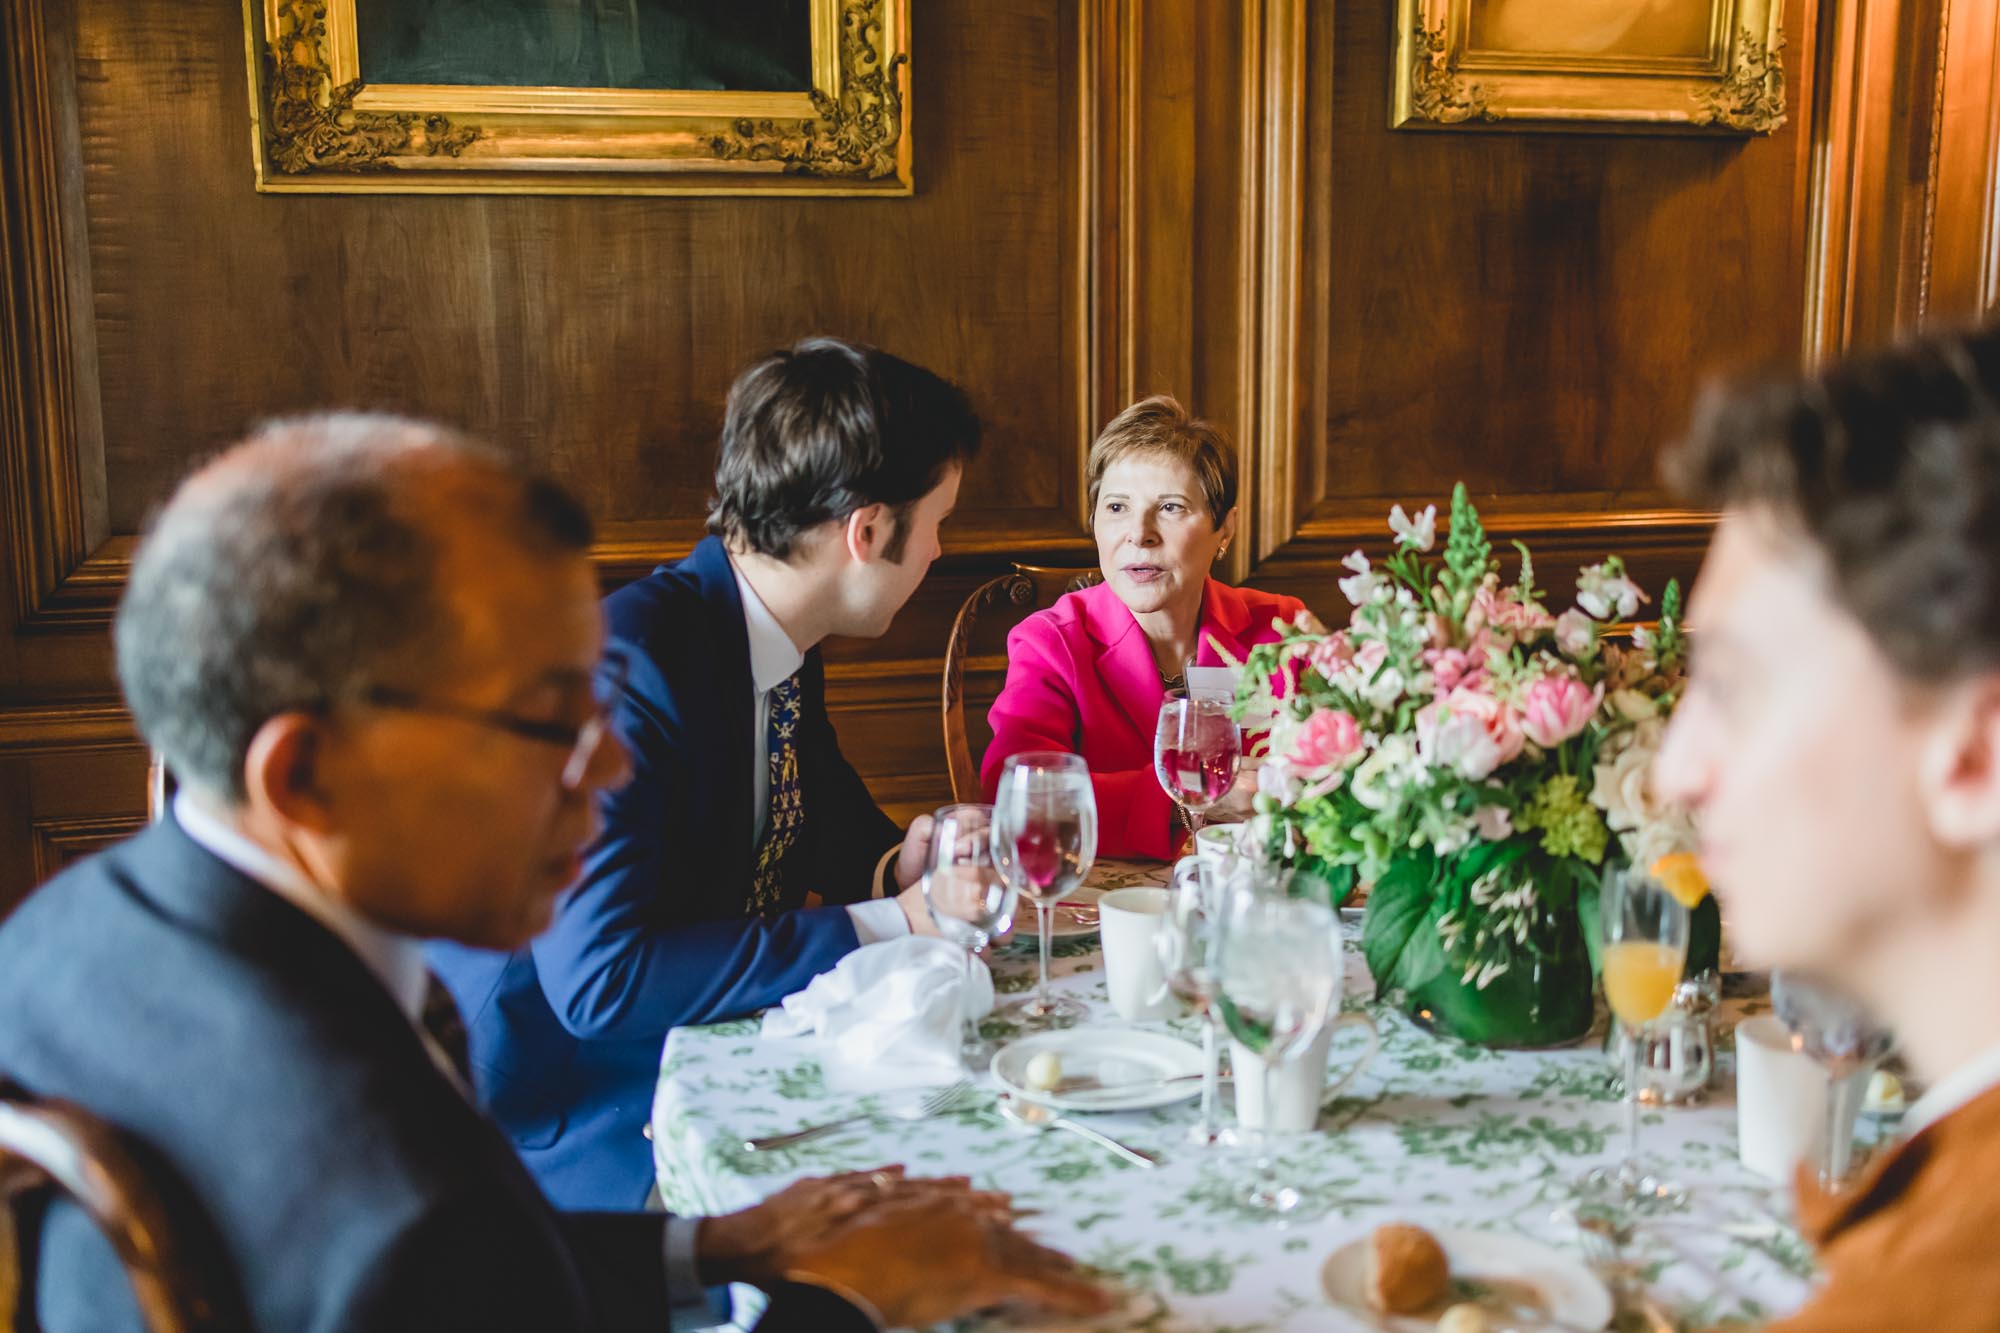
[243,0,910,195]
[1392,0,1785,133]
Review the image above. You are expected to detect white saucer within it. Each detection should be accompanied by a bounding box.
[991,1028,1205,1112]
[1044,887,1103,938]
[1321,1228,1613,1330]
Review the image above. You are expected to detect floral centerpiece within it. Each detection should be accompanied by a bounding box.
[1230,485,1717,1047]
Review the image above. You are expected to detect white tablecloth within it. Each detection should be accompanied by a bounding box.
[654,864,1818,1330]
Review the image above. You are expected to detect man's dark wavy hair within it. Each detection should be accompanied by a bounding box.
[706,337,981,562]
[1667,325,2000,681]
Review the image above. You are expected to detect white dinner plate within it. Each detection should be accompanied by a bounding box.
[991,1028,1205,1112]
[1044,887,1102,938]
[1320,1228,1613,1330]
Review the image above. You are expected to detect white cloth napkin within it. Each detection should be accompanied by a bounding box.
[761,936,994,1091]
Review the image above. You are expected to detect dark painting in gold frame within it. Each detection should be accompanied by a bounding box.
[244,0,911,195]
[1393,0,1785,133]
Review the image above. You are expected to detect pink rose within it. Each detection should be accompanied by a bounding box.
[1519,675,1603,748]
[1416,686,1525,780]
[1289,709,1363,773]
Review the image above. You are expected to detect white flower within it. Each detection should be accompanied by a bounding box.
[1350,734,1419,812]
[1554,608,1597,659]
[1591,732,1663,833]
[1626,809,1698,868]
[1577,562,1648,620]
[1388,503,1437,552]
[1257,757,1302,805]
[1338,549,1381,607]
[1472,805,1513,840]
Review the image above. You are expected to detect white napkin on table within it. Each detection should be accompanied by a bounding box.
[760,936,995,1092]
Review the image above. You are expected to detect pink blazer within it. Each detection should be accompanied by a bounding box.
[982,578,1308,860]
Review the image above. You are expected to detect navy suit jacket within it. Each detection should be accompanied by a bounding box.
[0,818,872,1332]
[432,536,903,1209]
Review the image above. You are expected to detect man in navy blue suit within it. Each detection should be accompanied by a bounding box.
[432,338,985,1208]
[0,414,1104,1330]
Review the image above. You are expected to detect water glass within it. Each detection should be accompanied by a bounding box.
[1214,887,1341,1214]
[1159,856,1233,1147]
[1772,970,1894,1188]
[1154,697,1241,837]
[920,803,1017,1065]
[991,751,1098,1028]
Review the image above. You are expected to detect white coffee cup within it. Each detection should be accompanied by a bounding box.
[1231,1013,1379,1135]
[1098,888,1175,1022]
[1735,1014,1857,1182]
[1193,825,1243,879]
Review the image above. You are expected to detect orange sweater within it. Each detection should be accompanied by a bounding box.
[1761,1083,2000,1331]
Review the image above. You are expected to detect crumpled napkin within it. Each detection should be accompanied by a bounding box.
[761,936,995,1091]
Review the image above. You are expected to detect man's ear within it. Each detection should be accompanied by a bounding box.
[843,502,891,563]
[241,712,337,834]
[1922,677,2000,848]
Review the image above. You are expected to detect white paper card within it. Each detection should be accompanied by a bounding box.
[1183,664,1239,704]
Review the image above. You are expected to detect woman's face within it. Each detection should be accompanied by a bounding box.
[1092,452,1236,618]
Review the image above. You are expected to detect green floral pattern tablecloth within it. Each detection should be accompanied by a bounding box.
[653,863,1817,1330]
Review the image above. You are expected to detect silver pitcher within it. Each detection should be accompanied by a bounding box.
[1608,970,1720,1106]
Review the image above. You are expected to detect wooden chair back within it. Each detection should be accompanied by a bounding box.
[942,562,1101,804]
[0,1087,238,1331]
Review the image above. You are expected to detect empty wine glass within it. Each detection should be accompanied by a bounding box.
[991,751,1098,1029]
[1158,856,1234,1147]
[1214,886,1341,1214]
[1154,697,1241,838]
[921,803,1017,1066]
[1586,865,1692,1207]
[1773,971,1895,1188]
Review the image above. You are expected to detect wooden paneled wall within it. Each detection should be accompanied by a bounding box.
[2,0,1994,914]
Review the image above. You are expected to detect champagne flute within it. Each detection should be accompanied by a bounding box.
[1158,856,1234,1147]
[991,751,1098,1029]
[1214,887,1341,1214]
[920,803,1017,1066]
[1587,865,1692,1207]
[1154,697,1241,838]
[1772,971,1895,1188]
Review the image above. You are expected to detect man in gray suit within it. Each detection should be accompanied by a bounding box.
[0,413,1106,1331]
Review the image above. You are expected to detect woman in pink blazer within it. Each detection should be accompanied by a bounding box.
[983,396,1308,859]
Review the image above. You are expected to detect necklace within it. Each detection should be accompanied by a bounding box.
[1158,665,1187,693]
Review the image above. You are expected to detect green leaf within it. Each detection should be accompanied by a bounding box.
[1360,855,1437,994]
[1577,875,1604,979]
[1395,900,1449,993]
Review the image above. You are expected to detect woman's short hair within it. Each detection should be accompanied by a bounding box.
[707,336,982,562]
[1085,395,1237,528]
[1666,325,2000,682]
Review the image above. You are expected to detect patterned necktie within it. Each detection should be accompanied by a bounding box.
[421,972,473,1088]
[748,670,806,918]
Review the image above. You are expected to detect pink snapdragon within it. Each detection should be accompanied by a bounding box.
[1308,630,1357,682]
[1289,708,1363,773]
[1416,685,1525,780]
[1423,646,1481,693]
[1518,674,1603,748]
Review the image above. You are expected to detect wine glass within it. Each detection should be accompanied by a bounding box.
[991,751,1098,1029]
[1214,886,1341,1214]
[1772,971,1895,1188]
[1158,856,1234,1147]
[1154,697,1241,838]
[920,803,1018,1066]
[1587,865,1692,1207]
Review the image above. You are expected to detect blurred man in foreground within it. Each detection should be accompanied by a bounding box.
[1657,327,2000,1330]
[0,413,1105,1331]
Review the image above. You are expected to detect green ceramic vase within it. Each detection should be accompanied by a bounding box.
[1406,907,1596,1049]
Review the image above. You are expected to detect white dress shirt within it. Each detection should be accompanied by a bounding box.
[731,560,908,945]
[1904,1041,2000,1140]
[172,794,707,1325]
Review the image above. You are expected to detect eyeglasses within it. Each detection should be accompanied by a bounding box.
[357,654,627,791]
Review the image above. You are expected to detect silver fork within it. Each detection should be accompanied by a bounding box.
[741,1080,977,1153]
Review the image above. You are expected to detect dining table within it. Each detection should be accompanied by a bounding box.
[652,860,1825,1330]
